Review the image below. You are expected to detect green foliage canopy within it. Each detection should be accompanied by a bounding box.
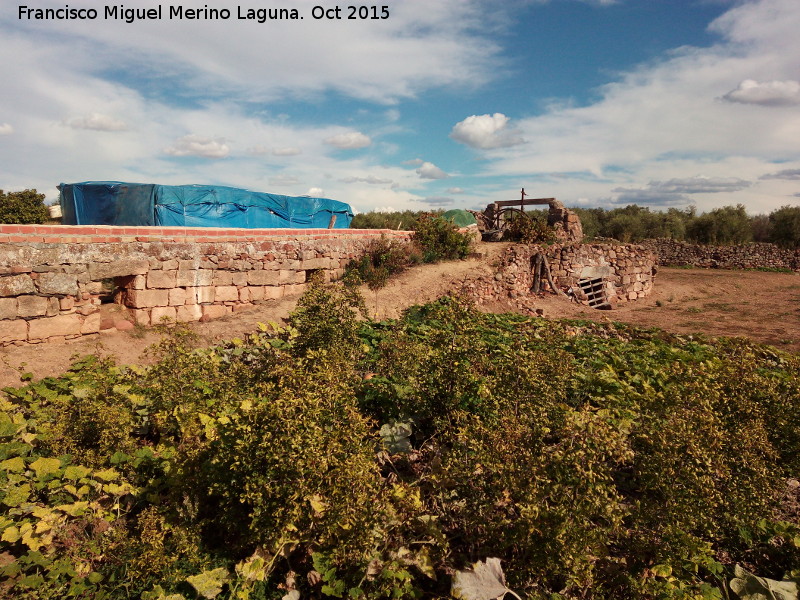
[0,189,50,224]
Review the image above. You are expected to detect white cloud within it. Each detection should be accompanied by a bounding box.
[66,113,128,131]
[324,131,372,150]
[0,123,13,135]
[341,175,394,185]
[269,175,300,186]
[447,187,465,194]
[247,145,269,155]
[420,196,454,206]
[163,135,230,158]
[722,79,800,106]
[307,187,325,196]
[416,161,449,180]
[403,158,424,166]
[273,147,302,156]
[450,113,524,149]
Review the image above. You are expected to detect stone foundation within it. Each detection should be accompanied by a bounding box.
[466,242,657,307]
[0,224,410,346]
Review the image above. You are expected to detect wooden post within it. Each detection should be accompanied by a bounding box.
[327,215,337,229]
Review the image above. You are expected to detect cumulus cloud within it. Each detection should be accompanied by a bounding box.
[273,147,302,156]
[416,161,449,180]
[760,168,800,180]
[66,113,128,131]
[403,158,424,166]
[163,135,230,158]
[324,131,372,150]
[340,175,394,185]
[722,79,800,107]
[0,123,13,135]
[447,187,465,194]
[420,196,453,206]
[450,113,524,149]
[307,187,325,196]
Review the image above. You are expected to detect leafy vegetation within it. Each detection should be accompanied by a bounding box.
[0,189,50,224]
[346,215,472,291]
[2,279,800,599]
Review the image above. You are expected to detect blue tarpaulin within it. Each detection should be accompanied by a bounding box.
[58,181,354,229]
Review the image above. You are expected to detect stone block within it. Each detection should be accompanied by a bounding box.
[59,297,75,310]
[248,270,280,286]
[176,269,214,287]
[196,287,215,304]
[239,288,250,302]
[176,304,203,323]
[150,306,177,324]
[35,273,79,296]
[80,312,102,335]
[28,314,82,339]
[147,270,178,289]
[249,286,265,301]
[17,295,49,318]
[169,288,188,306]
[282,283,307,297]
[126,289,170,309]
[162,260,179,271]
[0,274,36,297]
[213,271,234,286]
[280,270,306,284]
[231,272,248,286]
[88,259,149,280]
[131,275,147,290]
[215,286,239,302]
[201,304,230,321]
[301,257,331,270]
[262,286,284,300]
[0,319,27,343]
[179,260,197,271]
[0,298,16,320]
[131,309,151,325]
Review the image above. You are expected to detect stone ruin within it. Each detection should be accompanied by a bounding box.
[471,193,584,243]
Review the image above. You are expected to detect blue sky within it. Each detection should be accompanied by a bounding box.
[1,0,799,215]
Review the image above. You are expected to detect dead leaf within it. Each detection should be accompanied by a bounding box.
[451,558,521,600]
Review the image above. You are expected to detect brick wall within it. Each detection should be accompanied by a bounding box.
[0,225,411,346]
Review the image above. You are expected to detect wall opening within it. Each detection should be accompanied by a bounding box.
[577,277,611,310]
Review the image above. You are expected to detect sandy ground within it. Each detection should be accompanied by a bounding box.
[2,243,799,387]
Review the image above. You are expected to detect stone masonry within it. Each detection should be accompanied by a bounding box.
[464,242,657,307]
[0,224,411,346]
[640,238,800,271]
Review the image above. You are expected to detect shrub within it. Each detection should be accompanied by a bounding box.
[345,236,420,291]
[502,210,555,243]
[0,189,49,224]
[411,213,472,262]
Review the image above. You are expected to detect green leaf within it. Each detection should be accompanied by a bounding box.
[30,457,62,478]
[1,456,25,472]
[729,564,798,600]
[92,468,119,481]
[63,465,91,480]
[2,483,31,507]
[186,567,230,599]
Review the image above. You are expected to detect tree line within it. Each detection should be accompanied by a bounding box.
[352,204,800,248]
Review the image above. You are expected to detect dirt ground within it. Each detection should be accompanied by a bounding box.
[2,243,799,387]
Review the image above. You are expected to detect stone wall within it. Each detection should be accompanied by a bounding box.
[0,224,410,346]
[640,238,800,271]
[465,242,656,307]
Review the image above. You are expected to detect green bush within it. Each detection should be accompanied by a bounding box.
[0,189,50,224]
[411,213,473,262]
[2,284,800,599]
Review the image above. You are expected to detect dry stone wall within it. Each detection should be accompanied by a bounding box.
[0,224,410,346]
[640,238,800,271]
[465,242,656,307]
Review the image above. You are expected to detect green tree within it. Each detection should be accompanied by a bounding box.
[768,205,800,248]
[687,204,753,244]
[0,188,50,224]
